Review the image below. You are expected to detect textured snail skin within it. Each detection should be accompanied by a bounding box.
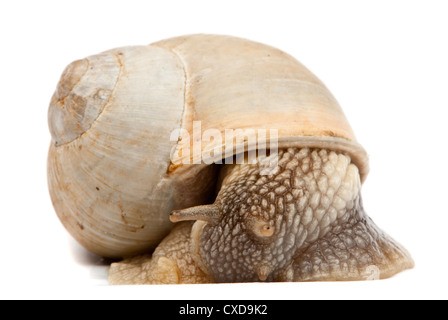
[108,222,211,284]
[108,148,414,284]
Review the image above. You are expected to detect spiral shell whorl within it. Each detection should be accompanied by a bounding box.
[47,46,193,258]
[48,52,121,146]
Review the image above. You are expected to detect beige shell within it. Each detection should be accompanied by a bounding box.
[47,34,368,258]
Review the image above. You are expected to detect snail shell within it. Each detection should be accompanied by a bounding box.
[47,34,368,258]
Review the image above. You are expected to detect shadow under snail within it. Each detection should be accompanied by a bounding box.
[47,34,414,284]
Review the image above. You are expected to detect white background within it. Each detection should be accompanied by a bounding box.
[1,0,447,300]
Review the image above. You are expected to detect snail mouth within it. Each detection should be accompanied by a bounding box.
[257,264,273,281]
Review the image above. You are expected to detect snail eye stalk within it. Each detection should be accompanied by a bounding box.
[170,204,220,225]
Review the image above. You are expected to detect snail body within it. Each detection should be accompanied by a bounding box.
[47,34,413,283]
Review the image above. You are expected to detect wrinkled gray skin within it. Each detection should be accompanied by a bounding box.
[109,148,414,284]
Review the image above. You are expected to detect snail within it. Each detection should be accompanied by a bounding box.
[47,34,414,284]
